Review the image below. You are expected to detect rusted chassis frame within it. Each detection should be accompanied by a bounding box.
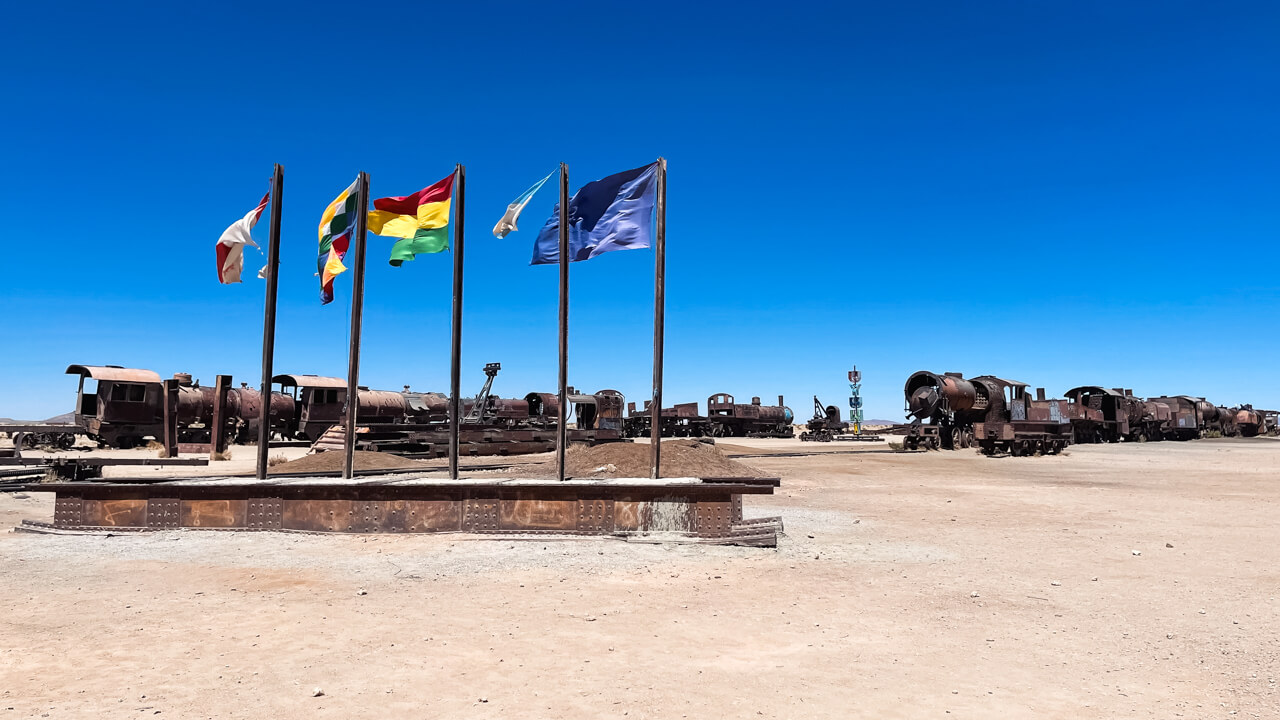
[974,421,1073,456]
[31,479,782,546]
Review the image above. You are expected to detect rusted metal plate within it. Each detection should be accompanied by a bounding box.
[53,496,83,527]
[614,498,642,531]
[83,498,148,527]
[247,498,283,529]
[272,374,347,389]
[282,499,356,532]
[65,365,163,383]
[640,496,695,533]
[279,498,462,533]
[614,495,695,533]
[695,500,733,536]
[498,496,577,531]
[462,497,499,532]
[399,499,462,532]
[33,480,777,544]
[146,498,180,529]
[177,443,212,454]
[577,498,614,532]
[182,499,247,528]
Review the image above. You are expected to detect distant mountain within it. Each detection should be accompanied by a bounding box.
[0,412,75,425]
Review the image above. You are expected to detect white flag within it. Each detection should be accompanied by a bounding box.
[216,190,269,284]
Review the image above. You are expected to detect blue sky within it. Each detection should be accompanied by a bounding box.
[2,1,1277,421]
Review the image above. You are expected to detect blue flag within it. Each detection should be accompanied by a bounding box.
[531,162,658,265]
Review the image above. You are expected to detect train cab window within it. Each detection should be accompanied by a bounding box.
[311,389,340,405]
[110,383,147,403]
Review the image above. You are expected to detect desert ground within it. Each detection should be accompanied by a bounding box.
[2,436,1278,719]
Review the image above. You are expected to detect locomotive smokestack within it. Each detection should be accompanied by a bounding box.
[751,396,761,405]
[1036,388,1046,401]
[173,373,193,387]
[778,395,784,406]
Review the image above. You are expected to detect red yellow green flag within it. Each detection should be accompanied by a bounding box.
[367,172,455,266]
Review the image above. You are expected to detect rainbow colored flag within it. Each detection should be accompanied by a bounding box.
[317,177,360,304]
[367,172,456,266]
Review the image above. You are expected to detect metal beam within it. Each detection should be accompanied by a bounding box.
[257,163,284,479]
[650,158,667,479]
[449,165,465,479]
[343,172,371,480]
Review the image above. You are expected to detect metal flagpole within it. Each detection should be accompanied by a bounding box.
[650,158,667,480]
[343,172,370,480]
[257,163,284,479]
[556,162,569,482]
[448,165,465,480]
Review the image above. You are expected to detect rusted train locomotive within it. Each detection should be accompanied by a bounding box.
[275,372,625,443]
[903,371,1072,455]
[623,394,794,439]
[904,370,1273,455]
[67,365,292,448]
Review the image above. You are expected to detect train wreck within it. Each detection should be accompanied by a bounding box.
[901,370,1276,456]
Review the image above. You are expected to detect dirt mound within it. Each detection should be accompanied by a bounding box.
[565,440,767,479]
[269,450,424,474]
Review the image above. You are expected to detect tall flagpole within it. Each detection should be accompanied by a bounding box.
[343,172,370,480]
[556,162,569,482]
[448,165,465,479]
[650,158,667,480]
[257,164,284,479]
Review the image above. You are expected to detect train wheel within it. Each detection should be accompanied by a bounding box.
[947,427,960,451]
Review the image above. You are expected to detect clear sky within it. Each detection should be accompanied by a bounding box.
[2,1,1277,422]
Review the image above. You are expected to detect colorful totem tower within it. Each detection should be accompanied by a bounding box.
[849,366,864,435]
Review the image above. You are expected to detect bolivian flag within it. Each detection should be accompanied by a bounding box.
[317,177,360,305]
[367,172,455,266]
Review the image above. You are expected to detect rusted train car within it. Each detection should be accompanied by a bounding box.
[903,371,1072,455]
[623,394,794,438]
[273,374,626,442]
[1234,405,1267,437]
[66,365,292,448]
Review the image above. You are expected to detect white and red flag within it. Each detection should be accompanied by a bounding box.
[216,190,270,283]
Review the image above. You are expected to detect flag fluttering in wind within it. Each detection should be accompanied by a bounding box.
[493,169,556,239]
[216,190,270,283]
[367,172,456,266]
[317,177,360,304]
[531,162,659,265]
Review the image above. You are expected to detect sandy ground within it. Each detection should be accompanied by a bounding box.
[2,437,1279,718]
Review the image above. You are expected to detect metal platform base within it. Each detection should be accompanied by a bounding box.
[24,475,782,546]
